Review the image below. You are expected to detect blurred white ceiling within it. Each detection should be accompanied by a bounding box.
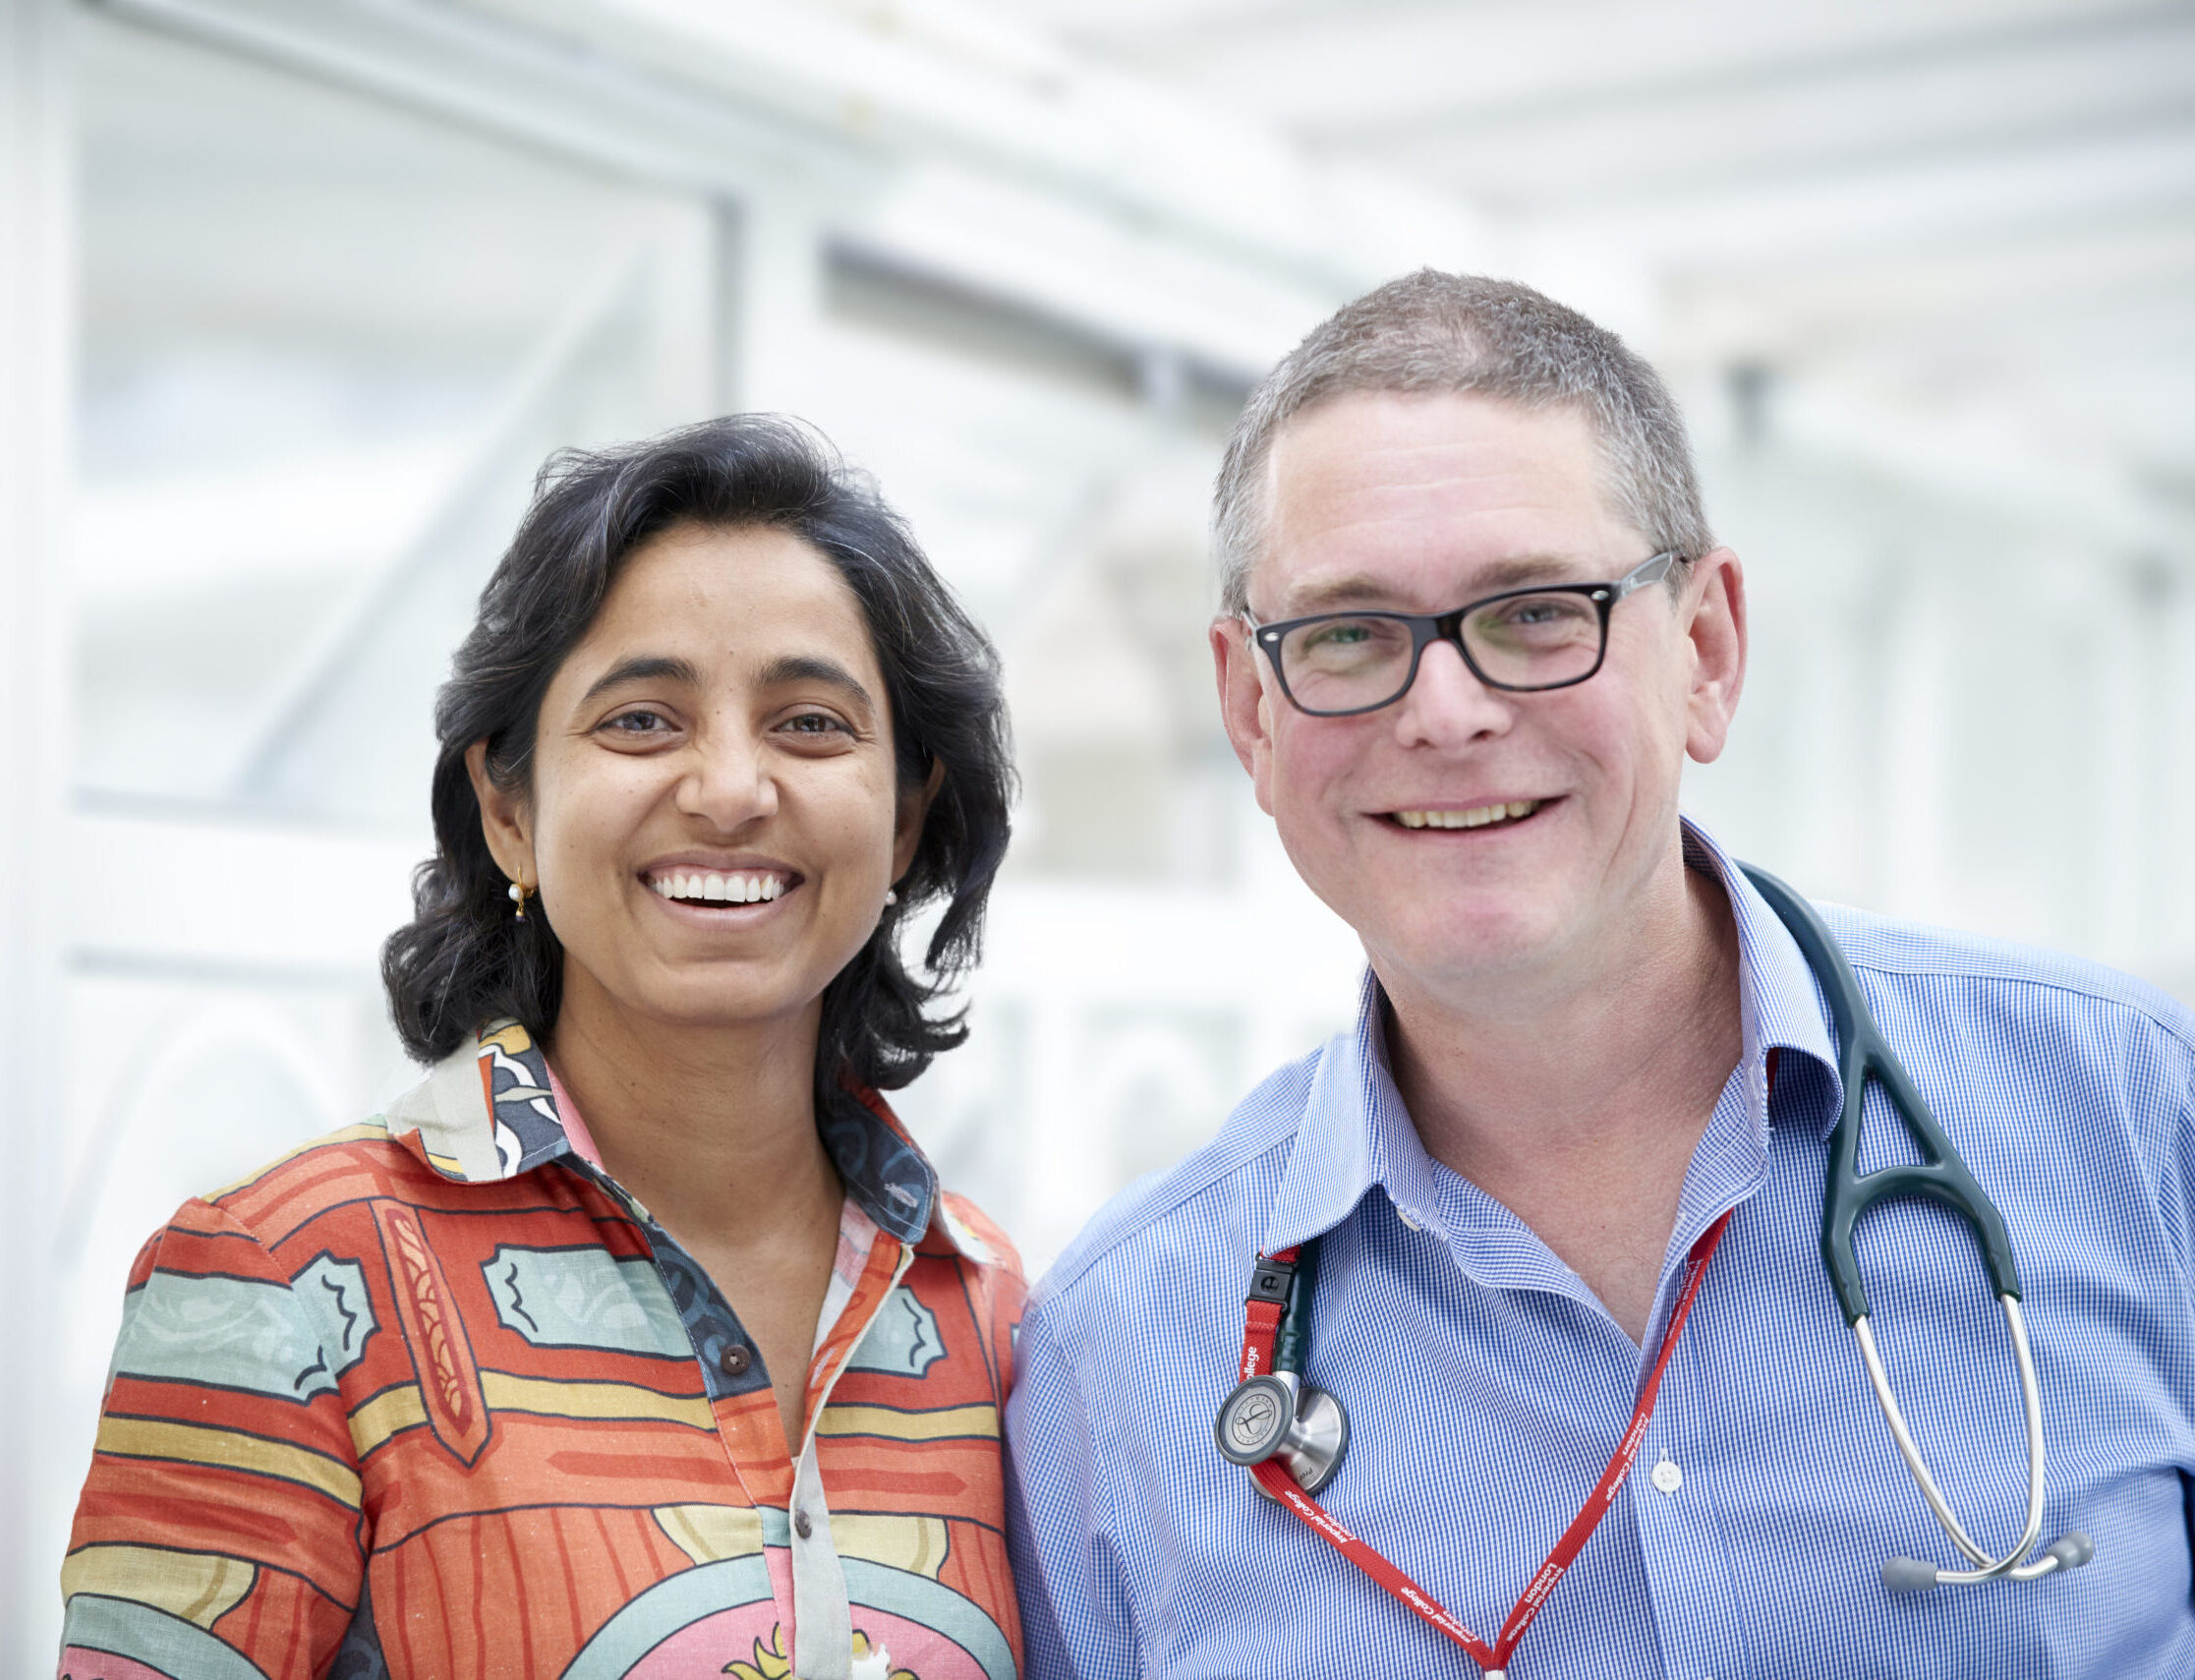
[1007,0,2195,537]
[90,0,2195,546]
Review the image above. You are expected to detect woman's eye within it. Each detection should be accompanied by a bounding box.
[602,709,671,735]
[780,711,849,737]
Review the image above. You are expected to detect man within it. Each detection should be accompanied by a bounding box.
[1005,270,2195,1677]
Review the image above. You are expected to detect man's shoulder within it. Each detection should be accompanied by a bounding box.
[1820,900,2195,1046]
[1027,1047,1322,1322]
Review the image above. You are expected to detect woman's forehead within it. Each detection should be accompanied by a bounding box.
[565,524,882,691]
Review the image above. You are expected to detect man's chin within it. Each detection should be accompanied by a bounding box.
[1364,902,1575,1000]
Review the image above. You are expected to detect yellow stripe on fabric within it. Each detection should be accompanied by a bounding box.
[654,1503,767,1565]
[205,1124,388,1197]
[97,1416,361,1508]
[61,1544,256,1629]
[480,1371,715,1429]
[348,1385,429,1457]
[812,1403,1000,1442]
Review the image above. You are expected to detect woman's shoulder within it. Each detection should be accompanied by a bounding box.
[932,1188,1024,1282]
[180,1112,515,1253]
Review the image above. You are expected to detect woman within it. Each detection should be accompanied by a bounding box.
[61,418,1024,1680]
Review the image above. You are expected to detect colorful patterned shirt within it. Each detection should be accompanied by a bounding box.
[60,1020,1026,1680]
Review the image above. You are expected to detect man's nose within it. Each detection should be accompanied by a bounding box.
[675,730,779,830]
[1390,636,1514,746]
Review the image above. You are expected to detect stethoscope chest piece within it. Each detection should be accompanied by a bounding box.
[1215,1370,1348,1497]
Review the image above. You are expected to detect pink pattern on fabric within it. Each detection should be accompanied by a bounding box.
[543,1062,605,1169]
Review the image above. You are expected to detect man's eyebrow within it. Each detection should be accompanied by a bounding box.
[756,654,875,710]
[577,655,702,707]
[1277,555,1584,615]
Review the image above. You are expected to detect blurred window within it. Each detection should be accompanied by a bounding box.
[77,18,714,822]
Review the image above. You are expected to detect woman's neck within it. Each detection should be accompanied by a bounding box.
[543,968,841,1248]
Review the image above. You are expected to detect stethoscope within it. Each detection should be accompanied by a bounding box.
[1214,863,2094,1678]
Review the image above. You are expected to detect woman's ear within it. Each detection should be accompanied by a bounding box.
[466,740,537,886]
[892,757,947,883]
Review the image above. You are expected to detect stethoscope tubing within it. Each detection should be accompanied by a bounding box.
[1738,864,2076,1588]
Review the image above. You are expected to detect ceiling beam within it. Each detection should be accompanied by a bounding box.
[1309,3,2195,143]
[1348,22,2195,210]
[1132,0,2189,133]
[1529,124,2195,271]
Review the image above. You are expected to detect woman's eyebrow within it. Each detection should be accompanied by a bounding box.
[756,654,874,710]
[577,655,702,707]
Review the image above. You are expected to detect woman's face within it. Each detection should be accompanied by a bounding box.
[472,522,927,1038]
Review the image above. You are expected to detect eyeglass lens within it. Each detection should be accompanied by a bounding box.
[1276,591,1604,713]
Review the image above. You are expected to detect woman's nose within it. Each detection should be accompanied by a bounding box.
[674,733,778,830]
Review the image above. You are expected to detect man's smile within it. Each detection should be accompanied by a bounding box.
[1380,797,1552,832]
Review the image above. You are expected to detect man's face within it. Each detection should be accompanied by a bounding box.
[1212,390,1745,1005]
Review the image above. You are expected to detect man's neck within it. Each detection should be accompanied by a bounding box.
[1380,849,1744,1343]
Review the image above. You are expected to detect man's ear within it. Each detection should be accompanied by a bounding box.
[892,756,947,883]
[466,740,537,885]
[1681,547,1747,765]
[1210,616,1276,814]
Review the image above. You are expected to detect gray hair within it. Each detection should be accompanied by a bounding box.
[1213,269,1712,614]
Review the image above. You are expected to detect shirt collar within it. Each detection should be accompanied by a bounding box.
[1684,820,1843,1133]
[1261,816,1846,1254]
[381,1019,958,1253]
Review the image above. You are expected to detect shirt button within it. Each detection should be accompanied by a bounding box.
[1650,1459,1683,1494]
[718,1343,752,1377]
[1397,1206,1424,1232]
[793,1508,813,1539]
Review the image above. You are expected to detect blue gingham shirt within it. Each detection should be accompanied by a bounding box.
[1007,823,2195,1678]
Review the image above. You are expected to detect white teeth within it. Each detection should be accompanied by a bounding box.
[1391,800,1540,831]
[651,870,789,903]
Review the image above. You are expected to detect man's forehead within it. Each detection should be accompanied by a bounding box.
[1253,392,1619,612]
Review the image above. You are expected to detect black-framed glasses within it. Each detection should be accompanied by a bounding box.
[1243,550,1680,718]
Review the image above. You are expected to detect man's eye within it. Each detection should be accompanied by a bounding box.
[1305,623,1373,649]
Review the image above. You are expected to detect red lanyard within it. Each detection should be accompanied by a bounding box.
[1235,1209,1733,1678]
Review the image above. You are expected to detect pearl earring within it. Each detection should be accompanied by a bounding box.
[885,888,898,906]
[508,879,534,920]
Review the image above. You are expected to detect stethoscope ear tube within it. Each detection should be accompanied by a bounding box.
[1738,864,2022,1321]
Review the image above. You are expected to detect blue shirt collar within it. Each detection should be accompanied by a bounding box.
[1263,817,1843,1258]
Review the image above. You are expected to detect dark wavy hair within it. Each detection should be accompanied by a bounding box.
[382,415,1013,1124]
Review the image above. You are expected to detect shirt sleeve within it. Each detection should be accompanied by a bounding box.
[58,1196,369,1679]
[1005,1304,1141,1680]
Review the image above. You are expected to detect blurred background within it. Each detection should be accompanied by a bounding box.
[5,0,2194,1656]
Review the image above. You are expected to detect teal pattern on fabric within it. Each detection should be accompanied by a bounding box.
[481,1246,691,1360]
[847,1285,948,1378]
[556,1556,775,1680]
[62,1593,274,1680]
[108,1260,373,1403]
